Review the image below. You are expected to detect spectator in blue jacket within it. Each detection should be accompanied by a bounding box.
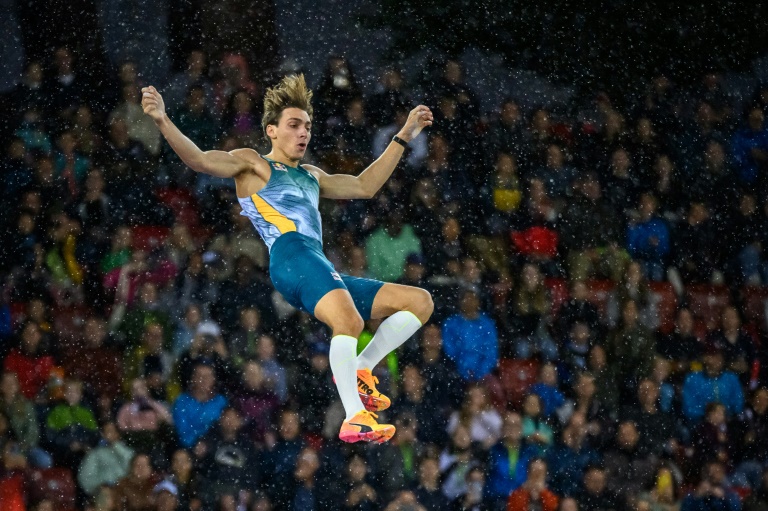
[547,411,601,497]
[441,288,499,382]
[627,193,671,281]
[681,461,742,511]
[485,411,536,508]
[682,342,744,424]
[172,364,227,448]
[730,106,768,186]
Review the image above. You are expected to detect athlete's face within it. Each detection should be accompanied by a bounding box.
[270,107,311,160]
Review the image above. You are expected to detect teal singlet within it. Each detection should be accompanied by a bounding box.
[236,156,323,252]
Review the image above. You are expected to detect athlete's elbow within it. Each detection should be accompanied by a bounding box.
[359,184,378,199]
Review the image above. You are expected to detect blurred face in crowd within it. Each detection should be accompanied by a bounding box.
[570,322,592,347]
[242,361,265,390]
[131,454,152,481]
[395,415,417,443]
[502,412,523,444]
[706,404,726,426]
[637,379,659,408]
[279,410,300,440]
[575,374,596,401]
[142,323,164,353]
[522,393,542,418]
[64,381,83,406]
[721,306,741,332]
[621,300,639,328]
[546,144,565,169]
[459,290,481,317]
[652,357,670,382]
[347,454,368,482]
[139,282,159,307]
[187,87,206,113]
[540,363,557,386]
[753,389,768,415]
[531,109,550,133]
[257,335,276,361]
[675,309,694,335]
[705,462,727,486]
[588,345,606,371]
[25,61,43,84]
[402,365,424,396]
[501,101,521,125]
[528,459,547,484]
[191,365,216,396]
[419,457,440,487]
[1,372,21,401]
[444,60,463,83]
[172,449,193,478]
[571,280,588,301]
[748,107,764,131]
[131,378,149,399]
[451,423,471,451]
[421,325,442,352]
[84,317,107,348]
[348,246,367,271]
[638,194,657,220]
[521,263,542,291]
[21,322,42,355]
[703,351,724,376]
[240,307,261,331]
[220,408,243,436]
[102,422,120,444]
[442,217,461,242]
[294,448,319,482]
[584,468,606,494]
[559,497,578,511]
[704,140,726,170]
[617,422,639,450]
[610,148,631,174]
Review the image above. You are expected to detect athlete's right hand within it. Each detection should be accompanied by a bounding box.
[141,86,166,123]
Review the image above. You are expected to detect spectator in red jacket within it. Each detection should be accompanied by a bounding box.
[508,458,560,511]
[3,321,55,401]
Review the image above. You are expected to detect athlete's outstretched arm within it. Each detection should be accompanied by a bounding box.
[141,86,250,178]
[313,105,433,199]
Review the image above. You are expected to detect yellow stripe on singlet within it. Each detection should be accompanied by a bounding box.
[251,193,297,234]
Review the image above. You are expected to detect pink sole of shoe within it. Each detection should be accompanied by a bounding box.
[339,426,396,444]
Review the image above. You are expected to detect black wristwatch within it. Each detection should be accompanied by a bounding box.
[392,135,409,148]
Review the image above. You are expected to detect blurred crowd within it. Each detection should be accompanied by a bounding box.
[2,36,768,511]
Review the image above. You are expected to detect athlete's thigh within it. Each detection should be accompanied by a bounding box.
[340,274,386,321]
[314,288,363,331]
[368,282,429,320]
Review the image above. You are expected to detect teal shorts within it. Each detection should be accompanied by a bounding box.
[269,232,385,319]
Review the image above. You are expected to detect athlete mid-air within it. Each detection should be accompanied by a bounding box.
[142,74,434,443]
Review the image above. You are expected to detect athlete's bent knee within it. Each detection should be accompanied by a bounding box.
[330,313,365,338]
[412,288,434,323]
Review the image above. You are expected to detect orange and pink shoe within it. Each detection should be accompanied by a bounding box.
[334,368,391,412]
[339,410,396,444]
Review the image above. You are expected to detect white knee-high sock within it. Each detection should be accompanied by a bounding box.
[329,335,365,420]
[357,311,423,370]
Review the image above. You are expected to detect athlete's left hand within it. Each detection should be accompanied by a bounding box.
[397,105,433,142]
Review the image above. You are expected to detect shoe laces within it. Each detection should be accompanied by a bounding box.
[373,376,379,385]
[363,411,379,420]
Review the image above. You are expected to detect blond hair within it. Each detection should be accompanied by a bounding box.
[262,74,313,137]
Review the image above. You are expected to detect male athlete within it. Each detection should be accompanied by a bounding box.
[142,75,434,443]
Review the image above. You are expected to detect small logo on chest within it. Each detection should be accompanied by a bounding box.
[273,163,288,172]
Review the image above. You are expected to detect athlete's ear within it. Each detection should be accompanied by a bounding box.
[265,123,277,139]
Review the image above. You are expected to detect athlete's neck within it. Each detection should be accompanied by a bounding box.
[265,148,300,167]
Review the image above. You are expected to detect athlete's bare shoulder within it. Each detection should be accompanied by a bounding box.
[229,148,271,195]
[299,163,326,181]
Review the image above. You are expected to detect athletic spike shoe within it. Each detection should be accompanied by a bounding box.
[339,410,396,444]
[334,369,391,411]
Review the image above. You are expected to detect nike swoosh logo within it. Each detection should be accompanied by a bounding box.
[348,422,373,433]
